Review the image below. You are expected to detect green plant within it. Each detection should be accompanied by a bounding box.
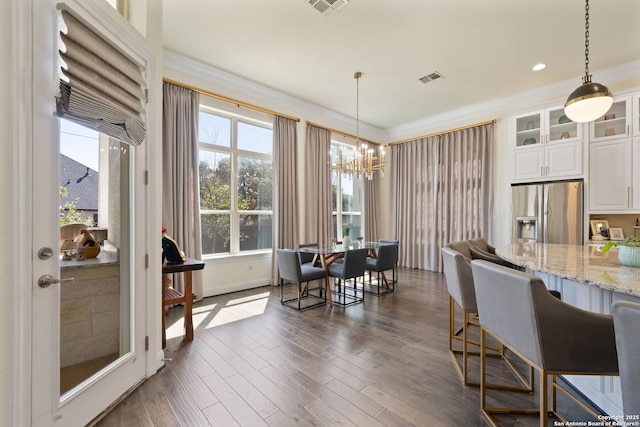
[356,236,364,241]
[602,236,640,254]
[343,225,350,237]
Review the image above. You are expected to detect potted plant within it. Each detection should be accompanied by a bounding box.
[342,225,351,246]
[603,236,640,267]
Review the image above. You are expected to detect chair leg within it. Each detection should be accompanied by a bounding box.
[450,297,532,390]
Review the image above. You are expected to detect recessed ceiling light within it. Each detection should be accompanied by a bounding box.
[532,63,547,71]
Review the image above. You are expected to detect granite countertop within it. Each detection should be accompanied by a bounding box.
[494,243,640,298]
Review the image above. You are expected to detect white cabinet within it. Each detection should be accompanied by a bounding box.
[633,94,640,137]
[589,138,633,211]
[590,97,632,142]
[512,106,583,181]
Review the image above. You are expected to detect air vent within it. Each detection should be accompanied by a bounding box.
[419,71,445,84]
[307,0,349,14]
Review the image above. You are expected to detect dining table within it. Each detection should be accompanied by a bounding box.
[299,241,393,305]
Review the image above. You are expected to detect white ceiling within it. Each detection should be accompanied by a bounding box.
[163,0,640,131]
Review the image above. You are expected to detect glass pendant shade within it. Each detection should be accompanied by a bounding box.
[564,78,613,122]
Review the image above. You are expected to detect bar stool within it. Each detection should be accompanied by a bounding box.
[441,246,532,390]
[471,260,619,427]
[612,300,640,417]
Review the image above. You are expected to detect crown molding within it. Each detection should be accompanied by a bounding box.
[163,50,387,142]
[386,60,640,142]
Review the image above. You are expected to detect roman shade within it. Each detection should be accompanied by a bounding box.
[55,5,147,146]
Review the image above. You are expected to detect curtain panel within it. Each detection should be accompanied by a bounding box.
[363,174,380,241]
[390,123,493,272]
[272,116,299,285]
[304,125,333,247]
[162,82,203,299]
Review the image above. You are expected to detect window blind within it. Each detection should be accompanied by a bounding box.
[56,6,146,146]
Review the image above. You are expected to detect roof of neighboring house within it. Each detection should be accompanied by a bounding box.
[60,154,98,211]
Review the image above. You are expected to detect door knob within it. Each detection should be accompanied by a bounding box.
[38,274,75,288]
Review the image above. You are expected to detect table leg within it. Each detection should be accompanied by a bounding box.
[184,271,194,341]
[320,255,333,306]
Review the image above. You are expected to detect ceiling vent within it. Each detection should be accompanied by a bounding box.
[419,71,445,84]
[307,0,349,14]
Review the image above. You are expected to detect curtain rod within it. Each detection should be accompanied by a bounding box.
[163,78,300,122]
[305,121,380,145]
[389,119,497,146]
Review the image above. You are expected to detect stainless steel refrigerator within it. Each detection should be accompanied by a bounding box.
[512,180,583,244]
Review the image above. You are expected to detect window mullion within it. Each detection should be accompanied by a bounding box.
[230,117,239,254]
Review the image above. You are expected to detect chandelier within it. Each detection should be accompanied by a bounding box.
[330,72,385,180]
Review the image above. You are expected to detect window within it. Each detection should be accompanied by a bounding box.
[198,107,273,255]
[331,142,363,240]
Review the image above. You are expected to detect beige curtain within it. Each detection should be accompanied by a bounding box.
[304,125,333,247]
[272,116,299,285]
[390,123,493,272]
[363,174,380,241]
[162,83,203,299]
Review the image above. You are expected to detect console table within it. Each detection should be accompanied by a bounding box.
[162,258,205,348]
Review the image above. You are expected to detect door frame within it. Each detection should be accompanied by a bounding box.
[13,0,163,425]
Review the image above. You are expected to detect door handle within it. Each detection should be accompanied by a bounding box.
[38,274,75,288]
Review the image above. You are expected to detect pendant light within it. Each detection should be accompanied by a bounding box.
[329,72,385,179]
[564,0,612,123]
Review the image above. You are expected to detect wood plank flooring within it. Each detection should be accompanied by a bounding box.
[95,268,603,427]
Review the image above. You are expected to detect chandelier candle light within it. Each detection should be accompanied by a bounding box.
[563,0,613,123]
[330,72,385,180]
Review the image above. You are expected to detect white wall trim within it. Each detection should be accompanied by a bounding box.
[11,0,33,425]
[203,281,272,298]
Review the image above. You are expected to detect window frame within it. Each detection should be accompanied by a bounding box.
[330,140,364,240]
[198,105,273,257]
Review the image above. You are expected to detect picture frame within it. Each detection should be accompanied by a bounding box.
[590,219,610,236]
[609,227,624,241]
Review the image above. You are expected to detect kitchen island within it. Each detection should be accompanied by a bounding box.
[494,242,640,417]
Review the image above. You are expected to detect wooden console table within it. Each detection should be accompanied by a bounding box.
[162,258,205,348]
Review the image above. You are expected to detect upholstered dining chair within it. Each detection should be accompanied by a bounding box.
[297,242,319,267]
[471,260,618,427]
[612,300,640,418]
[441,245,532,390]
[276,249,327,310]
[327,247,368,306]
[365,242,398,295]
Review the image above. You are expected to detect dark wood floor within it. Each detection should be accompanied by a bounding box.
[95,268,601,427]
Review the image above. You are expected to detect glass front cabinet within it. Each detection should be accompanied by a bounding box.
[589,97,632,142]
[512,106,583,181]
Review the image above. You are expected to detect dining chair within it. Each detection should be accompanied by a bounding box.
[364,242,398,295]
[471,260,618,426]
[297,242,319,267]
[276,249,327,310]
[442,245,532,389]
[327,247,368,306]
[612,300,640,418]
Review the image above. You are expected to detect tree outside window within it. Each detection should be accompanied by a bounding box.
[198,108,273,255]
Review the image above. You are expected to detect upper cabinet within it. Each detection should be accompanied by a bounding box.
[634,94,640,137]
[590,97,632,142]
[589,138,633,211]
[512,105,583,182]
